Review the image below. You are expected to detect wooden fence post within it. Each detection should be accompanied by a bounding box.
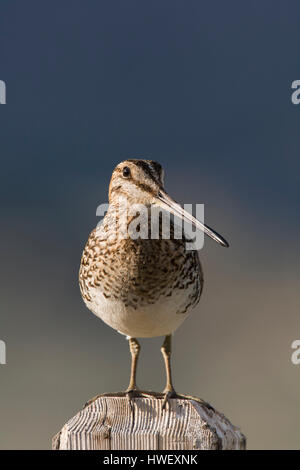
[52,393,246,450]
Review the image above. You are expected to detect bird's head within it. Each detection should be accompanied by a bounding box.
[109,159,165,206]
[109,159,229,247]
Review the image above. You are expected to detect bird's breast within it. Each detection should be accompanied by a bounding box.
[79,225,203,336]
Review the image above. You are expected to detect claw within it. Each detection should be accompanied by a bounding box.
[162,389,177,410]
[126,388,140,411]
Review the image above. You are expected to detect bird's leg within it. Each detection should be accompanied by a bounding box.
[161,334,177,408]
[126,337,141,404]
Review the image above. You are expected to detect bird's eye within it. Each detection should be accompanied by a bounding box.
[122,166,131,177]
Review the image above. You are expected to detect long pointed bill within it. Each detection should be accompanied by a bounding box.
[156,190,229,248]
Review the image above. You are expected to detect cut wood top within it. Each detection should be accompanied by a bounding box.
[53,394,246,450]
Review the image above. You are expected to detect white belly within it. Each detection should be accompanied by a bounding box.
[85,288,195,338]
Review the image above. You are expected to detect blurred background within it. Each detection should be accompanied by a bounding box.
[1,0,300,450]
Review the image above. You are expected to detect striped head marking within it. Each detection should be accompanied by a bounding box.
[108,158,229,247]
[109,159,165,205]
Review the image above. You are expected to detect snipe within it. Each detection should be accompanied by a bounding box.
[79,159,228,407]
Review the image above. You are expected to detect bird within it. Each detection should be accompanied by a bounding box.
[79,159,229,407]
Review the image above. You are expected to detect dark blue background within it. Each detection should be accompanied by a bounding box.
[1,1,300,449]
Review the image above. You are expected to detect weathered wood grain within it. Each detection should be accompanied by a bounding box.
[52,394,246,450]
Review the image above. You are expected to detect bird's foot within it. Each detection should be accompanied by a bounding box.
[84,391,124,407]
[84,389,161,408]
[126,387,141,410]
[84,390,213,413]
[162,388,178,410]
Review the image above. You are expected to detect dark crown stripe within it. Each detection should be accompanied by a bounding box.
[127,159,162,185]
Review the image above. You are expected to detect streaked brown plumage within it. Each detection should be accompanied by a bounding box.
[79,159,228,406]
